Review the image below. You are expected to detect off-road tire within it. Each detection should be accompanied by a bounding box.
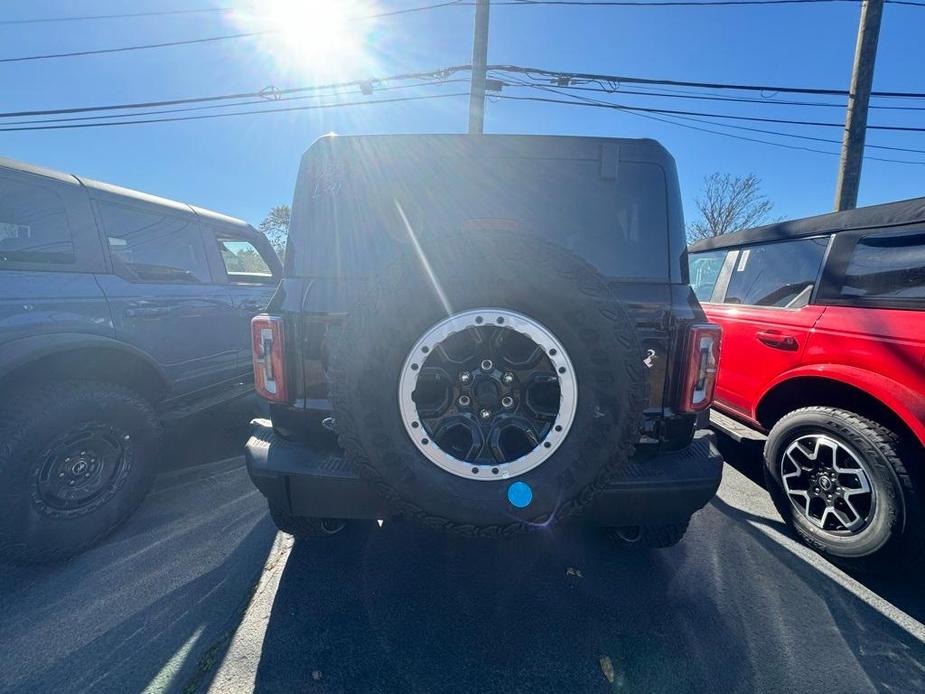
[331,234,646,535]
[607,520,691,549]
[764,406,925,572]
[0,381,160,564]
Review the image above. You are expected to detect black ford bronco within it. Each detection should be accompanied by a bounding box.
[246,134,723,546]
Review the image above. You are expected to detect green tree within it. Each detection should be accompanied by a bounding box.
[258,204,290,260]
[687,173,775,243]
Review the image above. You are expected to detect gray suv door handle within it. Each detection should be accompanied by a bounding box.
[125,306,170,319]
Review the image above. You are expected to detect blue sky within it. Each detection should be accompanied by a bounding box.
[0,0,922,228]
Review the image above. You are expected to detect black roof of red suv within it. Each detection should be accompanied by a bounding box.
[688,195,925,253]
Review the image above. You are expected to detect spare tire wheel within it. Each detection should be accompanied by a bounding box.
[331,235,645,534]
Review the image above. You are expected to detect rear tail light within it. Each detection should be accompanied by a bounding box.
[680,323,722,413]
[251,314,288,402]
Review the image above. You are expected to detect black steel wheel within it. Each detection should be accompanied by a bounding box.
[34,422,134,519]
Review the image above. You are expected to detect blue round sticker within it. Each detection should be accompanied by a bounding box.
[507,481,533,509]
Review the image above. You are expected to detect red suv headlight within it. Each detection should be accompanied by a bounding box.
[251,314,288,402]
[680,323,722,413]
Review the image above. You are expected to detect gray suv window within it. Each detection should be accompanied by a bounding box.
[724,237,828,308]
[0,176,73,264]
[99,202,209,283]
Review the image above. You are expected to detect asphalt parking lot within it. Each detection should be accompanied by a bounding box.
[1,405,924,694]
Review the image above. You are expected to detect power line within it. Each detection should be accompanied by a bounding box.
[0,92,468,132]
[496,91,925,131]
[505,0,864,5]
[11,0,925,26]
[0,79,469,127]
[2,0,920,65]
[491,64,925,99]
[506,0,923,5]
[514,82,925,154]
[493,91,925,165]
[0,30,269,64]
[0,66,471,118]
[0,1,465,63]
[0,7,233,25]
[489,74,925,111]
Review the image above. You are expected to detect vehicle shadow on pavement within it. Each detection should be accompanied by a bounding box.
[715,432,766,487]
[252,522,750,694]
[707,496,925,692]
[0,455,277,694]
[252,498,925,694]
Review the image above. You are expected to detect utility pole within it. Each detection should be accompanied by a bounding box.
[467,0,491,134]
[834,0,885,211]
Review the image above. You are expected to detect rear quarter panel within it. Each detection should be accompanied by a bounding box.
[0,270,113,347]
[801,306,925,444]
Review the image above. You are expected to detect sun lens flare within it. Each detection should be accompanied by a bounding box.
[233,0,380,80]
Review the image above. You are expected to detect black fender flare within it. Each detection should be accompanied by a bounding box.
[0,332,169,395]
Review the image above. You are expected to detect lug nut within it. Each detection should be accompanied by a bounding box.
[502,372,514,385]
[458,395,471,407]
[459,371,472,384]
[480,409,492,420]
[480,359,493,372]
[501,395,514,409]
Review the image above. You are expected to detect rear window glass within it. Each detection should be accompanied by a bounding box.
[689,250,726,302]
[724,237,828,308]
[0,176,74,265]
[295,153,670,280]
[217,237,273,279]
[841,231,925,301]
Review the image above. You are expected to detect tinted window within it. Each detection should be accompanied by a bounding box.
[297,152,670,280]
[0,176,74,264]
[99,202,209,283]
[217,237,272,278]
[841,231,925,301]
[689,250,727,302]
[724,237,828,308]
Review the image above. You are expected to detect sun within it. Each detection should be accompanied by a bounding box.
[233,0,380,79]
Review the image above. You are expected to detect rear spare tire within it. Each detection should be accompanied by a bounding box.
[331,235,646,535]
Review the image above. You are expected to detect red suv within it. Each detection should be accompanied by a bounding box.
[688,197,925,570]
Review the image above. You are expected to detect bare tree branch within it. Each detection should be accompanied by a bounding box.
[257,204,290,260]
[687,172,775,242]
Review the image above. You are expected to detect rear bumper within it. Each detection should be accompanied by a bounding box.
[245,422,723,526]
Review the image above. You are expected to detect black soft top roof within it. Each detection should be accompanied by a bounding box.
[688,195,925,253]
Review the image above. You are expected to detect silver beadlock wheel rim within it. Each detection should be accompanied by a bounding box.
[781,433,877,534]
[398,308,578,481]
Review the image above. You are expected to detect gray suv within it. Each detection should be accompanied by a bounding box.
[0,157,281,562]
